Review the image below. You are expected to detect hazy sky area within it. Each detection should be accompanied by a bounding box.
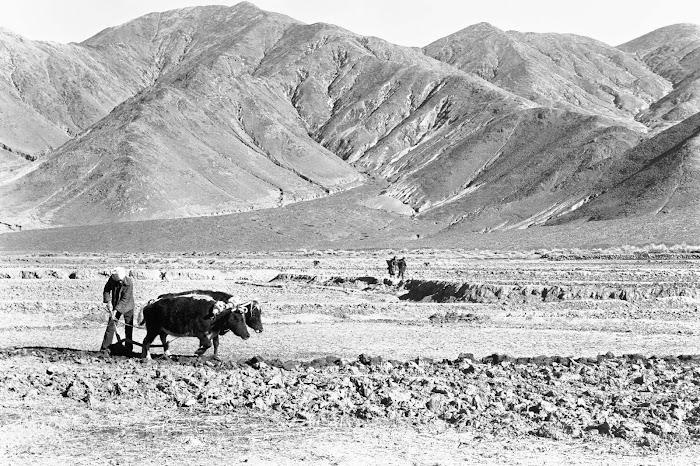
[1,0,699,47]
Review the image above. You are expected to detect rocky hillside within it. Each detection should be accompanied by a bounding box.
[0,5,365,225]
[547,111,700,224]
[0,28,142,157]
[619,24,700,130]
[0,4,699,235]
[423,23,671,126]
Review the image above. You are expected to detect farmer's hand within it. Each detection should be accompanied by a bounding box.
[105,304,115,319]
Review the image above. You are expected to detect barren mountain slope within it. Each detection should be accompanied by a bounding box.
[0,28,143,155]
[2,4,700,238]
[81,3,301,87]
[0,7,264,183]
[424,23,671,127]
[1,5,538,227]
[619,24,700,85]
[382,108,644,231]
[0,145,31,188]
[239,19,664,233]
[619,24,700,130]
[250,21,535,169]
[0,6,370,226]
[547,111,700,223]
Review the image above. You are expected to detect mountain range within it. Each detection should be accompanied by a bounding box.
[0,2,698,241]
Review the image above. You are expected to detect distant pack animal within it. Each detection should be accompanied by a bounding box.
[397,257,407,280]
[387,256,397,277]
[157,290,263,333]
[139,295,249,359]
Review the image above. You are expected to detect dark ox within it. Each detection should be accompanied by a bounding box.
[157,289,263,333]
[139,295,249,360]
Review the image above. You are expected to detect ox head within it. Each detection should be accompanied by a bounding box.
[242,300,263,333]
[225,306,250,340]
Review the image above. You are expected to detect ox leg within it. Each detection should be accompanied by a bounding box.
[212,334,221,361]
[194,334,212,357]
[141,330,159,360]
[160,332,171,357]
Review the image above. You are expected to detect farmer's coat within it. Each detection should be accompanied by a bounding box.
[103,276,135,314]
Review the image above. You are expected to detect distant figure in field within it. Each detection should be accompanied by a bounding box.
[386,256,397,277]
[100,267,135,354]
[397,257,407,280]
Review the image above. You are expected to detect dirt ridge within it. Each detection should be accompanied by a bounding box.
[400,279,700,303]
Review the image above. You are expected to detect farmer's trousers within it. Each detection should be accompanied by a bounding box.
[100,310,134,352]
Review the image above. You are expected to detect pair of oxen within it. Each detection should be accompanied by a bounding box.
[139,290,263,359]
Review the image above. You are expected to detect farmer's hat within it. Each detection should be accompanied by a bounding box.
[110,267,127,281]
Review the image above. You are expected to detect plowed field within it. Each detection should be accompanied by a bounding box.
[1,250,699,465]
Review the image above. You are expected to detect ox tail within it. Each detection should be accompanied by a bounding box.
[138,298,156,326]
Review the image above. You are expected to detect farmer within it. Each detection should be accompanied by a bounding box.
[100,267,135,354]
[386,256,397,277]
